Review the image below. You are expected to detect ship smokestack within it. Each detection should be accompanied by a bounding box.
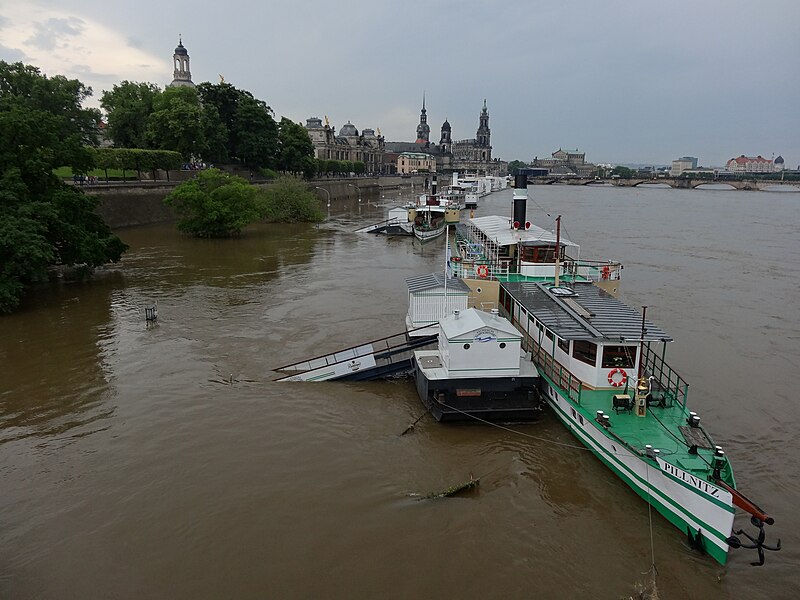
[512,173,528,228]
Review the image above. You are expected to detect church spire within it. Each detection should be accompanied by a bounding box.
[416,92,430,145]
[169,36,195,88]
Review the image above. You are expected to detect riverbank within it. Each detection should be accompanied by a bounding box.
[88,175,429,229]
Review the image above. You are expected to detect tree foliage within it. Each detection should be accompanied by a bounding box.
[277,117,315,176]
[0,61,127,313]
[261,177,325,223]
[197,82,278,169]
[164,168,262,237]
[100,81,160,148]
[611,166,634,179]
[507,160,529,175]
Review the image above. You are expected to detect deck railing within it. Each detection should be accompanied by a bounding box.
[641,343,689,407]
[499,305,583,403]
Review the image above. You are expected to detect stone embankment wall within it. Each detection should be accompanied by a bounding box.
[89,175,428,229]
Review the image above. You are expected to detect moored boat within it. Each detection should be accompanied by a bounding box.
[413,307,541,421]
[497,279,778,564]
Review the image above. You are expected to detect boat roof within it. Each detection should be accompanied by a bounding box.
[468,215,579,248]
[502,282,672,343]
[440,308,519,339]
[406,272,471,294]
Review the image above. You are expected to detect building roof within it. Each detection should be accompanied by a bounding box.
[502,282,672,343]
[775,155,784,164]
[339,122,358,137]
[440,308,519,340]
[729,155,771,164]
[174,39,188,55]
[406,272,470,294]
[467,215,579,248]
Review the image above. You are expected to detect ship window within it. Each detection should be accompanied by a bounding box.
[463,344,470,350]
[572,340,597,366]
[602,346,637,369]
[499,343,506,349]
[545,329,554,341]
[557,337,569,353]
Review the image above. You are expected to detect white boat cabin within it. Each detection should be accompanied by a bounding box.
[437,308,522,377]
[461,215,581,279]
[406,273,471,336]
[499,282,672,389]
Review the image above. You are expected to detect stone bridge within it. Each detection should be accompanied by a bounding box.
[531,177,800,191]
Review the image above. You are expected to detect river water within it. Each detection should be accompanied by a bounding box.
[1,184,798,599]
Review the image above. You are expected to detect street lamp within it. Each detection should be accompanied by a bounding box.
[346,183,361,203]
[314,186,331,208]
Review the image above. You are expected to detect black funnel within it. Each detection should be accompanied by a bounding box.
[513,174,528,226]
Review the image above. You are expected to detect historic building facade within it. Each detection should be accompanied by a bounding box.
[169,37,195,88]
[725,155,779,173]
[304,117,385,174]
[531,148,595,177]
[385,98,506,176]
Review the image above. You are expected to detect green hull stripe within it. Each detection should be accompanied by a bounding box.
[306,371,336,381]
[542,374,731,560]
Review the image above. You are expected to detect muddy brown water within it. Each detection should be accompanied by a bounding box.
[1,185,798,599]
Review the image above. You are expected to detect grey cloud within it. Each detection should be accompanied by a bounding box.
[25,17,85,51]
[0,44,28,63]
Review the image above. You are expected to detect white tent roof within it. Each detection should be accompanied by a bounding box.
[468,215,578,248]
[440,308,520,340]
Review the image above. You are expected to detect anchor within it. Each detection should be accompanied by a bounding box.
[726,516,781,566]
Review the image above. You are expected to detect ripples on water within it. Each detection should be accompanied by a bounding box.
[0,186,798,598]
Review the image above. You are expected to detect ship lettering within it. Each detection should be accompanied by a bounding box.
[659,459,720,498]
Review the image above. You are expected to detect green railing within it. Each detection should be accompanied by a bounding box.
[641,343,689,407]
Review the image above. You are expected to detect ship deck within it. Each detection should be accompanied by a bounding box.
[554,380,721,477]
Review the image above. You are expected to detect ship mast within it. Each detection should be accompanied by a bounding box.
[554,215,561,287]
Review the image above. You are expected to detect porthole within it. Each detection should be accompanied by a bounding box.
[476,287,482,293]
[463,343,470,350]
[499,342,506,349]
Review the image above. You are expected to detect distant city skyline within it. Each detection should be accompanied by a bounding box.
[1,0,797,167]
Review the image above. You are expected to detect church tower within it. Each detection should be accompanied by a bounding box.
[415,94,430,146]
[476,99,490,147]
[439,118,452,153]
[169,36,195,88]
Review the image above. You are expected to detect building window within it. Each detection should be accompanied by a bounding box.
[572,340,597,366]
[601,345,637,369]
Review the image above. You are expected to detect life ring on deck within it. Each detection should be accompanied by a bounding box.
[608,368,627,387]
[476,265,489,279]
[601,265,611,280]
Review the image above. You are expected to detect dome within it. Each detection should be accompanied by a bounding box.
[174,39,188,55]
[339,121,358,137]
[441,119,451,131]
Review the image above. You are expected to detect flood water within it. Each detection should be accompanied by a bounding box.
[1,184,798,599]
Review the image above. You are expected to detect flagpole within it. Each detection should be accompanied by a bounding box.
[444,223,450,317]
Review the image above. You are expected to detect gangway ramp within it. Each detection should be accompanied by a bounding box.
[272,328,437,382]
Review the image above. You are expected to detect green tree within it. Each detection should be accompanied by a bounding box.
[261,177,325,223]
[100,81,160,148]
[234,95,278,168]
[277,117,315,175]
[197,82,279,168]
[164,168,262,237]
[146,86,208,160]
[507,160,528,175]
[611,166,634,179]
[0,61,127,313]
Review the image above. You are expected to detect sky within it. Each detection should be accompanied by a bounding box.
[1,0,798,168]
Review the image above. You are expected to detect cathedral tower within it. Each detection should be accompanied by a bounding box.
[169,36,195,88]
[439,118,451,153]
[415,94,430,146]
[476,99,490,147]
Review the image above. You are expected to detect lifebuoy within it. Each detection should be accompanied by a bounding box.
[608,368,627,387]
[476,265,489,279]
[601,265,611,280]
